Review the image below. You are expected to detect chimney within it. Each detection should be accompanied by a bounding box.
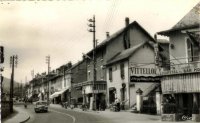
[154,34,157,41]
[106,32,110,38]
[125,17,129,27]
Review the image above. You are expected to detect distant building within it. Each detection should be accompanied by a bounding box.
[50,63,72,104]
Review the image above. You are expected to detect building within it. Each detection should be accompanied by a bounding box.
[73,18,159,110]
[101,18,163,113]
[157,2,200,122]
[71,59,87,107]
[106,40,162,114]
[50,63,72,104]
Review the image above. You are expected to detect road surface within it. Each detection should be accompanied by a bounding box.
[24,104,113,123]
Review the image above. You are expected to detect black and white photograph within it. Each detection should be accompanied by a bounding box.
[0,0,200,123]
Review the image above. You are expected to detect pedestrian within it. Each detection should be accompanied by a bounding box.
[115,97,120,111]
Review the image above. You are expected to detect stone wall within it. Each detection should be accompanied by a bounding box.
[1,101,11,119]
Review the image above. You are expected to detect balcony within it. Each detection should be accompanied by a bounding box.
[161,57,200,75]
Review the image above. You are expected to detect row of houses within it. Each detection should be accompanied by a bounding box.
[27,2,200,122]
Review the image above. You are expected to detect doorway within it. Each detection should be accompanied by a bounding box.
[109,87,116,104]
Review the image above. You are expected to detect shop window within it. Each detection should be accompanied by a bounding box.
[187,38,199,62]
[109,67,113,82]
[120,63,125,79]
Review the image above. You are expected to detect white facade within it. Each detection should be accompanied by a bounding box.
[106,61,129,106]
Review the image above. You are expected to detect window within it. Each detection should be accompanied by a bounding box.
[187,38,199,62]
[109,67,113,81]
[120,63,125,79]
[100,66,104,80]
[64,79,66,87]
[88,71,91,80]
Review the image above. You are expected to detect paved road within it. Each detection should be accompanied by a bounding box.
[13,104,198,123]
[23,104,113,123]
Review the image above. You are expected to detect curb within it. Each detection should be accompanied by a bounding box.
[19,116,30,123]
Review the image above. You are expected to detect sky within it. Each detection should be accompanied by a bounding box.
[0,0,199,83]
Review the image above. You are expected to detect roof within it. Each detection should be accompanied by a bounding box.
[158,2,200,35]
[87,21,155,55]
[70,59,85,70]
[106,41,154,65]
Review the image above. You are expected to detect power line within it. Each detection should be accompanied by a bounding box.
[103,0,118,31]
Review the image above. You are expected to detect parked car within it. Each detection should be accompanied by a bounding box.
[34,101,48,113]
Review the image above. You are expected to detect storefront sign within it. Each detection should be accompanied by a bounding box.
[161,66,200,75]
[130,76,161,83]
[130,67,157,76]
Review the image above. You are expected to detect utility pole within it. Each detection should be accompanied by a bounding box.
[0,46,4,96]
[10,55,18,113]
[88,15,96,110]
[31,70,34,79]
[20,80,23,99]
[46,55,50,104]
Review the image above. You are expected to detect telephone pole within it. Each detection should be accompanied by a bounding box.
[31,70,34,79]
[10,55,18,113]
[46,55,50,104]
[88,15,96,110]
[0,46,4,97]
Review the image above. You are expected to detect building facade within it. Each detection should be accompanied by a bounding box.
[71,59,87,107]
[106,41,161,114]
[157,2,200,122]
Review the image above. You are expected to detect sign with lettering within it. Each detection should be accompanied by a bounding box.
[161,67,200,75]
[130,67,157,76]
[130,76,161,83]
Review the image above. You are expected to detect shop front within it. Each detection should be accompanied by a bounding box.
[81,81,107,110]
[72,81,106,110]
[129,66,161,114]
[161,73,200,122]
[50,88,69,104]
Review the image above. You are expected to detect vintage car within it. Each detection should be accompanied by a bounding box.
[34,101,48,113]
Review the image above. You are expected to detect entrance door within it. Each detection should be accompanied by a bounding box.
[182,93,193,117]
[109,88,116,104]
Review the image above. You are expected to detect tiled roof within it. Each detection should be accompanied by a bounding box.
[172,2,200,29]
[106,42,147,65]
[158,2,200,35]
[87,21,155,55]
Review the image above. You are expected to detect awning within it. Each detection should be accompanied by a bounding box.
[50,88,69,99]
[161,73,200,94]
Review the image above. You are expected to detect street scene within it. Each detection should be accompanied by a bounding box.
[1,0,200,123]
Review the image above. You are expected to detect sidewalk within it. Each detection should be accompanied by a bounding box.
[2,106,30,123]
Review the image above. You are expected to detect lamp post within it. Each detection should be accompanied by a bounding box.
[88,15,96,110]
